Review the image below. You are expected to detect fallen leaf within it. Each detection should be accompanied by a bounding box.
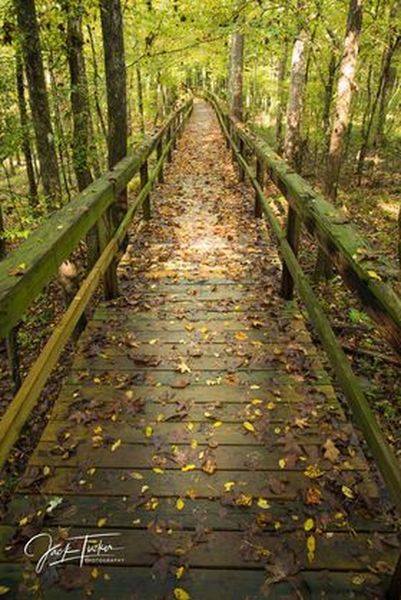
[97,517,107,528]
[323,439,340,463]
[257,498,270,510]
[111,439,122,452]
[307,535,316,563]
[304,518,314,532]
[174,588,190,600]
[243,421,255,433]
[176,498,185,511]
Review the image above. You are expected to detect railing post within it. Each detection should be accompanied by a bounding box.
[157,135,164,183]
[280,206,300,300]
[167,123,173,163]
[6,328,21,393]
[238,137,245,182]
[141,159,151,221]
[97,208,119,300]
[255,158,264,218]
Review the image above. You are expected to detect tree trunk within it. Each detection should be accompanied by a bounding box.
[284,30,308,170]
[322,49,338,150]
[136,66,145,135]
[14,0,61,204]
[100,0,128,225]
[324,0,364,204]
[64,3,93,192]
[15,52,38,207]
[87,24,108,143]
[314,0,364,281]
[275,40,289,153]
[228,32,245,119]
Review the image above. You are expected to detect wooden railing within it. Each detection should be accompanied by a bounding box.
[205,92,401,597]
[0,98,193,468]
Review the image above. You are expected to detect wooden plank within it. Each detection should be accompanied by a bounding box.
[29,440,367,471]
[0,526,396,570]
[0,563,390,599]
[16,466,380,500]
[5,494,391,532]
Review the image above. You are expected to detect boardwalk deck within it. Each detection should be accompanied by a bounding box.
[1,102,398,598]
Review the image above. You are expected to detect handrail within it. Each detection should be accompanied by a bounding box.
[206,92,401,512]
[0,99,193,468]
[205,92,401,358]
[0,100,191,340]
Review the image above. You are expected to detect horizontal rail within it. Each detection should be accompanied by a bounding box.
[208,94,401,513]
[0,101,193,469]
[0,101,191,340]
[206,92,401,357]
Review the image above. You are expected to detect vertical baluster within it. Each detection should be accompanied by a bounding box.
[255,158,264,218]
[98,208,119,300]
[280,206,300,300]
[157,134,164,183]
[141,159,151,220]
[6,328,21,394]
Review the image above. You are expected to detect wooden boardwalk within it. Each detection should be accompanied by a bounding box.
[1,102,398,598]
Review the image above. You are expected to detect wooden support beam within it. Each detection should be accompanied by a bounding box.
[141,160,151,221]
[157,137,164,183]
[255,158,264,218]
[6,328,21,394]
[281,207,300,300]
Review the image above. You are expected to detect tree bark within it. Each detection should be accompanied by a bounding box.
[136,66,145,135]
[284,30,308,169]
[64,3,93,192]
[100,0,128,178]
[15,52,38,207]
[275,40,289,153]
[324,0,364,204]
[228,32,245,119]
[314,0,364,281]
[14,0,61,204]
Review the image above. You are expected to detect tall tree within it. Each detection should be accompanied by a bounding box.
[63,1,93,192]
[228,31,244,119]
[100,0,128,221]
[315,0,364,280]
[275,40,289,153]
[14,0,61,204]
[283,30,308,169]
[324,0,364,204]
[15,52,37,207]
[281,28,308,300]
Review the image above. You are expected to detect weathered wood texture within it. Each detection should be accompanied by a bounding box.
[2,102,397,599]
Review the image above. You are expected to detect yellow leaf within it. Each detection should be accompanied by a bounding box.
[87,467,96,476]
[93,425,103,434]
[43,465,51,476]
[144,426,153,438]
[243,421,255,433]
[156,413,165,423]
[304,518,314,532]
[149,338,158,345]
[278,458,286,469]
[257,498,270,510]
[0,587,10,596]
[307,535,316,563]
[235,493,253,507]
[174,588,190,600]
[97,517,107,528]
[213,421,223,428]
[145,497,159,510]
[367,270,382,281]
[181,464,196,472]
[190,439,198,449]
[176,498,185,511]
[176,566,185,579]
[224,481,235,492]
[153,468,164,475]
[341,485,354,499]
[185,323,194,331]
[18,516,29,527]
[130,471,144,480]
[111,439,121,452]
[235,332,248,341]
[304,464,324,479]
[91,567,99,579]
[177,360,191,374]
